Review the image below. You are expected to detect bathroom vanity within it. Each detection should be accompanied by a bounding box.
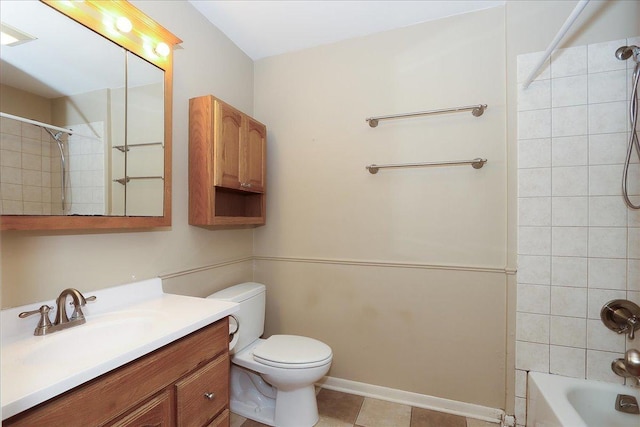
[1,279,238,426]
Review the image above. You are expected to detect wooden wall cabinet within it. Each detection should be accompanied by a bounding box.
[189,95,266,227]
[5,319,230,427]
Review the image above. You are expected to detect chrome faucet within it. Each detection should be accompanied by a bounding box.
[19,288,96,336]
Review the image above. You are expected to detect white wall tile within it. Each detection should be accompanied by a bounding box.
[519,197,551,226]
[516,341,549,372]
[518,138,551,168]
[552,105,588,137]
[587,39,627,74]
[588,133,628,165]
[517,312,550,343]
[519,226,551,255]
[587,288,626,319]
[588,227,627,258]
[586,349,625,383]
[550,345,586,378]
[552,227,588,257]
[515,369,528,398]
[518,255,551,284]
[630,207,640,228]
[589,196,627,227]
[550,316,586,347]
[551,286,587,317]
[551,256,587,287]
[517,284,550,314]
[588,70,627,104]
[629,228,640,259]
[519,168,551,197]
[586,319,626,352]
[551,136,588,167]
[629,260,640,291]
[552,166,588,196]
[518,51,551,83]
[518,80,551,111]
[551,46,588,78]
[519,109,552,139]
[589,165,623,196]
[588,101,627,134]
[552,197,588,226]
[552,75,587,107]
[588,258,626,289]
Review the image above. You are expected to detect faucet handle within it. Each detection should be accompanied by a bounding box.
[19,305,53,336]
[70,295,96,320]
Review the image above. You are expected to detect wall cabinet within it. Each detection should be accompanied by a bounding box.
[4,319,230,427]
[189,95,266,227]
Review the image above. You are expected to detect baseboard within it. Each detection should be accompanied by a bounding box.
[316,376,504,424]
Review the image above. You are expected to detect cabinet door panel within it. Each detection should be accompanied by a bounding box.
[242,118,266,193]
[175,353,229,427]
[214,102,242,190]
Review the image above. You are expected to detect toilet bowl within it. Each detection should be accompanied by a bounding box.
[208,282,332,427]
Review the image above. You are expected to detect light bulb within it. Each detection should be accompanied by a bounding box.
[155,42,170,58]
[115,17,132,33]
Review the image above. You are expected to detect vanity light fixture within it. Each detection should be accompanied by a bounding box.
[0,22,36,47]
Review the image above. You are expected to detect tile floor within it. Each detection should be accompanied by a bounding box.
[230,388,498,427]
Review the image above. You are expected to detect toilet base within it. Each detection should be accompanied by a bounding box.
[229,365,319,427]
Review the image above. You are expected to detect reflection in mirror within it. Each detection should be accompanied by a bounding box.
[0,0,176,225]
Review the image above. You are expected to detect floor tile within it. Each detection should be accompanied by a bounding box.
[355,397,411,427]
[239,419,270,427]
[466,418,499,427]
[317,389,364,425]
[230,412,247,427]
[410,407,466,427]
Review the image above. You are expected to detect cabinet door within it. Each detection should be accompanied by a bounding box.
[241,117,266,193]
[214,101,243,190]
[107,391,172,427]
[175,354,229,427]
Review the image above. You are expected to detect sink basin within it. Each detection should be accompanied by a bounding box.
[1,278,239,420]
[17,310,163,366]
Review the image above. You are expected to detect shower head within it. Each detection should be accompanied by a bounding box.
[615,45,640,61]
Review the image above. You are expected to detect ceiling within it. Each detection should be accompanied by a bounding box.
[189,1,506,60]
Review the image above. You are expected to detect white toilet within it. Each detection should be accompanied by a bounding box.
[208,282,332,427]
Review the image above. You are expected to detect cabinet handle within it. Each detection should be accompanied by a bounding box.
[240,182,252,188]
[204,392,215,400]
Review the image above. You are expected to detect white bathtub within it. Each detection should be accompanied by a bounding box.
[527,372,640,427]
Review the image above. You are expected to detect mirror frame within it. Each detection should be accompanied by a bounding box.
[0,0,181,231]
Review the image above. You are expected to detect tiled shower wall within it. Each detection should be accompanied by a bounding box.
[516,37,640,425]
[0,117,63,215]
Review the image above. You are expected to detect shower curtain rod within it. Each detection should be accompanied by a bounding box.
[522,0,590,89]
[0,112,100,141]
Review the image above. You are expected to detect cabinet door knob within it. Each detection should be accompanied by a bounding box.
[204,392,215,400]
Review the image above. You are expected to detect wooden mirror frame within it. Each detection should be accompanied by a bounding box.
[0,0,181,231]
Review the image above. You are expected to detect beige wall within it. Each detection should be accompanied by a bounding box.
[0,1,256,308]
[0,84,51,123]
[253,7,508,409]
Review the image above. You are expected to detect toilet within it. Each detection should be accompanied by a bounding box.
[208,282,332,427]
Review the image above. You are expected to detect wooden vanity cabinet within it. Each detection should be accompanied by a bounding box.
[4,319,230,427]
[189,95,266,227]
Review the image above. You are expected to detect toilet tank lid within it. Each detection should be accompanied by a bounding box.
[207,282,265,302]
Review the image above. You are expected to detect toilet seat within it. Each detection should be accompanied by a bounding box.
[252,335,332,369]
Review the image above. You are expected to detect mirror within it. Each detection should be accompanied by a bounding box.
[0,0,180,230]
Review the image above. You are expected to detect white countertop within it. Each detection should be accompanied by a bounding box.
[1,278,238,420]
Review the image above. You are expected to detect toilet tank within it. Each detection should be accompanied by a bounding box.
[207,282,265,353]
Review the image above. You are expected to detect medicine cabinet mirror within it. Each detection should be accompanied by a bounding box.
[0,0,180,230]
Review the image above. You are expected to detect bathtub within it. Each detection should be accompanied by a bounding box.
[527,372,640,427]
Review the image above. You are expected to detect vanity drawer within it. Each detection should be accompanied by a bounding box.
[175,353,229,427]
[207,409,230,427]
[107,391,172,427]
